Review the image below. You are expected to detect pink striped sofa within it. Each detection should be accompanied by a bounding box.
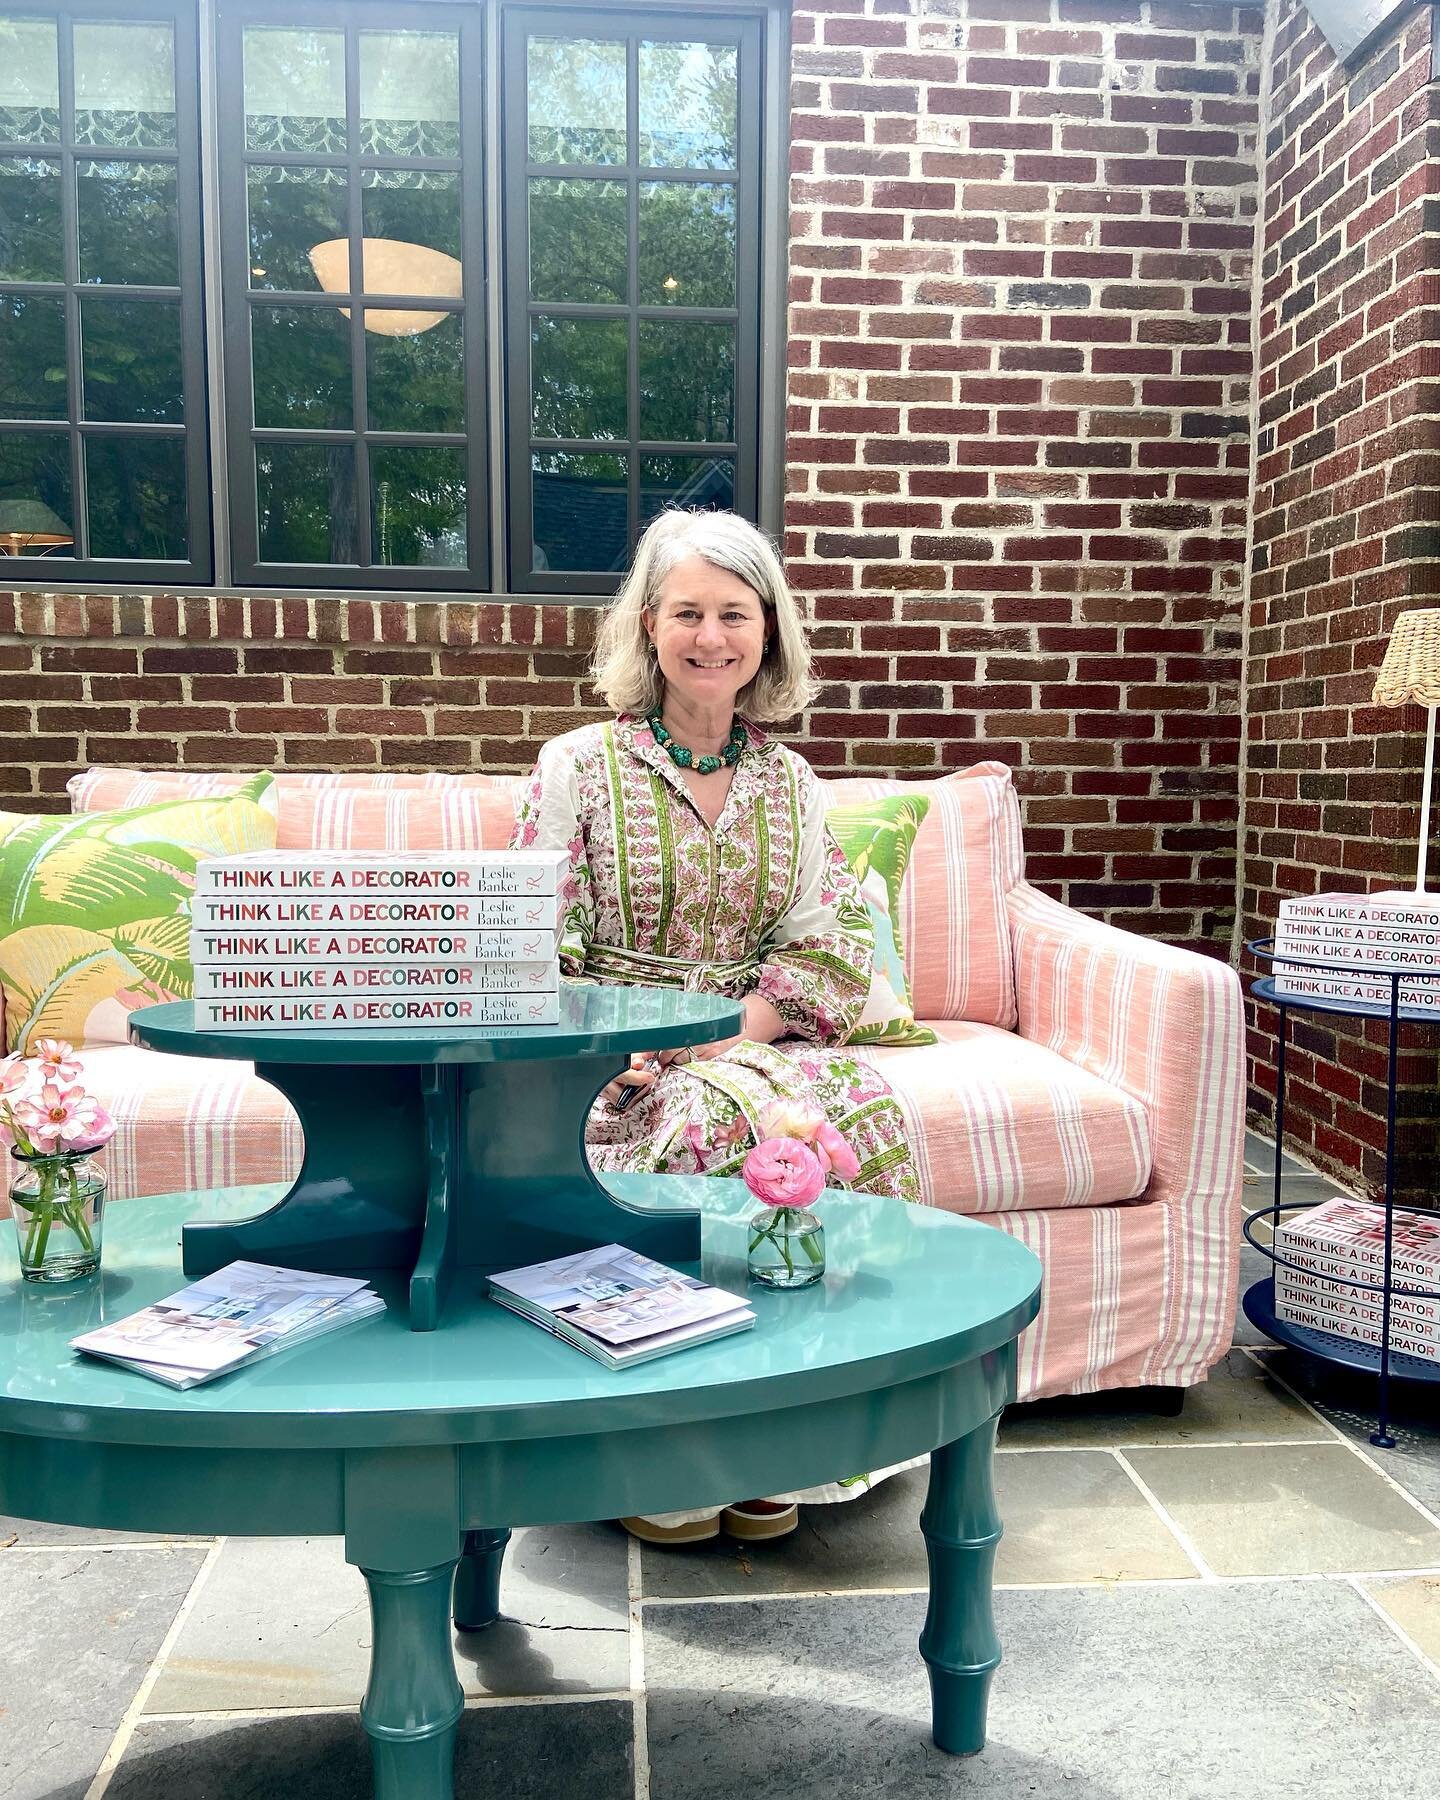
[38,762,1244,1404]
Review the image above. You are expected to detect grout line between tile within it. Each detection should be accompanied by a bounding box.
[996,1436,1327,1456]
[1238,1347,1440,1535]
[1343,1575,1440,1688]
[3,1540,218,1554]
[627,1536,650,1800]
[1110,1449,1218,1582]
[82,1537,227,1800]
[136,1690,640,1726]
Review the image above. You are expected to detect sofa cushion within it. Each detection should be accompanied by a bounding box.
[73,1042,301,1204]
[824,762,1022,1028]
[0,773,279,1052]
[860,1019,1151,1215]
[69,767,521,853]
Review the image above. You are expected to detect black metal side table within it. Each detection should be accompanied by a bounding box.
[1244,937,1440,1447]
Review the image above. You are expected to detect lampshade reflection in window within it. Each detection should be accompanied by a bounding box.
[0,499,72,555]
[306,237,461,335]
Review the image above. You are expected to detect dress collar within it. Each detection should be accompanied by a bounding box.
[615,712,774,832]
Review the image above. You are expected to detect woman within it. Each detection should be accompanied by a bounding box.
[510,508,920,1545]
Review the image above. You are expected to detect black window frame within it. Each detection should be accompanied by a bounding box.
[216,0,489,592]
[0,0,212,585]
[0,0,782,598]
[502,5,762,596]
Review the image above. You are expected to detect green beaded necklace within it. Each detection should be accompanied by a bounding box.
[647,712,747,775]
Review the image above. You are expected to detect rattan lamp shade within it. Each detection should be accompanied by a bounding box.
[1374,609,1440,707]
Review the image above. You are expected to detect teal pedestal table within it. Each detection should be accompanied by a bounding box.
[127,990,744,1329]
[0,1181,1041,1798]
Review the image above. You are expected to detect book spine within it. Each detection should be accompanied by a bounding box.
[1278,898,1440,927]
[193,992,562,1031]
[1275,1267,1440,1323]
[1274,922,1440,954]
[1274,1239,1440,1286]
[191,894,561,930]
[190,928,559,964]
[1274,936,1440,964]
[1270,970,1440,1008]
[196,854,567,898]
[1274,1289,1440,1361]
[192,961,560,998]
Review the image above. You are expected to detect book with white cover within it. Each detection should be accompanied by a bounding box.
[1274,1291,1440,1363]
[193,960,559,998]
[192,894,560,931]
[488,1243,754,1369]
[194,991,561,1031]
[196,849,569,897]
[1278,892,1440,927]
[190,927,558,964]
[72,1260,385,1387]
[1275,1267,1440,1327]
[1275,1197,1440,1278]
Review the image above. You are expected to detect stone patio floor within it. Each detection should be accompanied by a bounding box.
[5,1133,1440,1800]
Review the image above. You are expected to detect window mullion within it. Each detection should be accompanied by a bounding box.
[345,23,370,570]
[625,31,639,555]
[56,10,88,561]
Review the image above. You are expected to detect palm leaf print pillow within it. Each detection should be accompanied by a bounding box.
[825,793,937,1047]
[0,771,278,1051]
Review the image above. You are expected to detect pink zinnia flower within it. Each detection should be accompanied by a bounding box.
[742,1136,826,1210]
[13,1083,113,1153]
[32,1038,82,1085]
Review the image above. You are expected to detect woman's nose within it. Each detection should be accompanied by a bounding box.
[695,615,726,646]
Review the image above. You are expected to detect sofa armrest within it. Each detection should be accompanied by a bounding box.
[1006,881,1245,1212]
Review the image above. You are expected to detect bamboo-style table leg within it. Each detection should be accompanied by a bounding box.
[918,1411,1004,1755]
[453,1528,511,1632]
[359,1561,465,1800]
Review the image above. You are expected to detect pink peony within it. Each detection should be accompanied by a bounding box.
[32,1038,82,1084]
[61,1099,116,1153]
[812,1120,861,1182]
[742,1136,826,1210]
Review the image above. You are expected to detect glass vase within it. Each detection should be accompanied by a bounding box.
[8,1148,106,1283]
[747,1204,825,1289]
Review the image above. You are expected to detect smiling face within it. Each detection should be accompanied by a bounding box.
[643,554,770,717]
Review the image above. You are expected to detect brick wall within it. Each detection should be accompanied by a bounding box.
[785,0,1264,948]
[1243,0,1440,1200]
[0,0,1262,959]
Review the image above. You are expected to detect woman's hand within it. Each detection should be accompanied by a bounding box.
[600,1044,696,1110]
[690,992,785,1063]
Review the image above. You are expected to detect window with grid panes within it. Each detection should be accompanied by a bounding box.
[0,1,774,594]
[0,3,210,581]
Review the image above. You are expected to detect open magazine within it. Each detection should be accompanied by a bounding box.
[488,1243,754,1369]
[71,1261,385,1389]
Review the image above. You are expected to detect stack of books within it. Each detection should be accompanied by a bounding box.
[188,849,567,1031]
[71,1260,386,1388]
[1275,1197,1440,1363]
[488,1243,755,1369]
[1274,890,1440,1012]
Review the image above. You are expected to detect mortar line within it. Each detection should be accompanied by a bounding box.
[1111,1448,1218,1582]
[627,1535,650,1800]
[137,1689,639,1725]
[82,1537,226,1800]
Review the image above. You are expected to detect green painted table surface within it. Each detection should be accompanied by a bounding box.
[1,1180,1042,1800]
[127,990,745,1329]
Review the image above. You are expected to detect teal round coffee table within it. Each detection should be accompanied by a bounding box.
[128,989,744,1329]
[0,1179,1042,1800]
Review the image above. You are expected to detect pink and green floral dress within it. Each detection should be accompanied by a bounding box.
[510,714,919,1204]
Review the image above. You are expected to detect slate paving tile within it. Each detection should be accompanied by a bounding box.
[999,1347,1325,1448]
[106,1700,634,1800]
[146,1524,630,1714]
[638,1449,1193,1600]
[644,1579,1440,1800]
[1125,1441,1440,1576]
[1362,1573,1440,1664]
[0,1546,207,1800]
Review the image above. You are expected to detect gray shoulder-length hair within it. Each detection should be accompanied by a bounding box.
[590,509,815,724]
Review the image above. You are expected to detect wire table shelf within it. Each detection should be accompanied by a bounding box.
[1244,936,1440,1447]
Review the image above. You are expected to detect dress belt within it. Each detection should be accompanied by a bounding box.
[583,944,761,994]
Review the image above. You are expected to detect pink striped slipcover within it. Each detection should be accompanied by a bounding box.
[39,764,1245,1402]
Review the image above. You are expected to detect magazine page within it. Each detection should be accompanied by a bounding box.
[72,1262,370,1373]
[490,1244,746,1347]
